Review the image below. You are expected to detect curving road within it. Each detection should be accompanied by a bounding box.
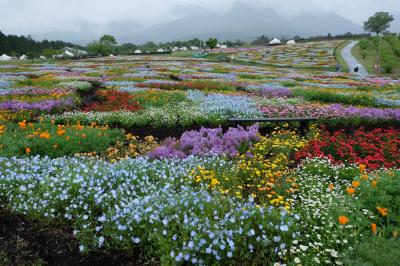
[341,41,369,76]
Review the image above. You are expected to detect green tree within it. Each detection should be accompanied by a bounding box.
[363,12,394,36]
[100,34,117,46]
[206,38,218,51]
[87,41,112,56]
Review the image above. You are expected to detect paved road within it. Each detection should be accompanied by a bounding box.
[341,40,369,76]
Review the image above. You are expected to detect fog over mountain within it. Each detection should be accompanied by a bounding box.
[2,0,398,44]
[32,3,363,44]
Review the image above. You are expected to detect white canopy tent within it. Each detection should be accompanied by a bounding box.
[0,54,11,61]
[157,48,164,52]
[269,38,281,45]
[180,46,188,51]
[39,55,46,60]
[134,50,142,54]
[220,45,228,49]
[190,46,199,50]
[64,51,74,57]
[286,40,296,45]
[19,54,28,60]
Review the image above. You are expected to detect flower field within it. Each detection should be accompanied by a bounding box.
[0,41,399,265]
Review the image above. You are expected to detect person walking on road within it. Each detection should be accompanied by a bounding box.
[353,64,361,73]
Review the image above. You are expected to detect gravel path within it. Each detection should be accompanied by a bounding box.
[341,40,369,76]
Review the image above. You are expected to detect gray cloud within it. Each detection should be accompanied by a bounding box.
[1,0,399,39]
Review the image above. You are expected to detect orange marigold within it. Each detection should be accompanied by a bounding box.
[352,181,360,188]
[338,216,349,225]
[346,187,355,196]
[376,207,388,217]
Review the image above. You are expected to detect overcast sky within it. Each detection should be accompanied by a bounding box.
[1,0,399,35]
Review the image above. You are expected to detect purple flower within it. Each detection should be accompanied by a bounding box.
[148,124,259,159]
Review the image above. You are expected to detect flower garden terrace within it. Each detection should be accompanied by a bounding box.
[0,44,400,265]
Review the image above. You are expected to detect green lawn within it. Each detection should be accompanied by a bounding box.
[352,38,400,77]
[334,40,350,72]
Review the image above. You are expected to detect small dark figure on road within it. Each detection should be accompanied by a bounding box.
[354,64,359,73]
[336,64,342,71]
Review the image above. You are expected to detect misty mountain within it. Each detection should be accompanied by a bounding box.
[31,2,363,44]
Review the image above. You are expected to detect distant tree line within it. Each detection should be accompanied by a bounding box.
[0,31,85,57]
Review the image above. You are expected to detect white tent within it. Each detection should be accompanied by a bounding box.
[216,44,221,48]
[64,51,74,57]
[19,54,28,60]
[220,45,228,49]
[190,46,199,50]
[39,55,46,60]
[180,46,188,51]
[109,54,114,57]
[134,50,142,54]
[0,54,11,61]
[171,47,178,52]
[269,38,281,45]
[157,48,164,52]
[286,40,296,45]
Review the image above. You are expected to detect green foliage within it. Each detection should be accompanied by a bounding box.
[293,88,378,107]
[87,41,113,56]
[206,38,218,50]
[363,12,394,36]
[343,238,400,266]
[0,122,124,158]
[132,90,187,108]
[99,34,117,46]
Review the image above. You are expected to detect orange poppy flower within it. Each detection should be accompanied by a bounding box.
[359,164,366,172]
[25,147,31,154]
[346,187,355,196]
[376,207,388,217]
[329,183,334,191]
[371,180,377,188]
[338,216,349,225]
[371,223,377,235]
[352,181,360,188]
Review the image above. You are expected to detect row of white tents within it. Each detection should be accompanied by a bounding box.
[0,47,89,61]
[0,54,29,61]
[269,38,296,45]
[133,44,230,54]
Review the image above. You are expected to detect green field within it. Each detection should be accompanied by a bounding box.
[353,37,400,77]
[334,40,350,72]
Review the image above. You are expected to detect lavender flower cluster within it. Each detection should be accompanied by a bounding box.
[148,124,259,159]
[0,97,76,112]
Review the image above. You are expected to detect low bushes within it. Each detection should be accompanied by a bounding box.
[0,121,124,158]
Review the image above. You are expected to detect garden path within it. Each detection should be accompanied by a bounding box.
[341,40,369,76]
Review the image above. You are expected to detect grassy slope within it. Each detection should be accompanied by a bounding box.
[333,40,350,72]
[352,39,400,77]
